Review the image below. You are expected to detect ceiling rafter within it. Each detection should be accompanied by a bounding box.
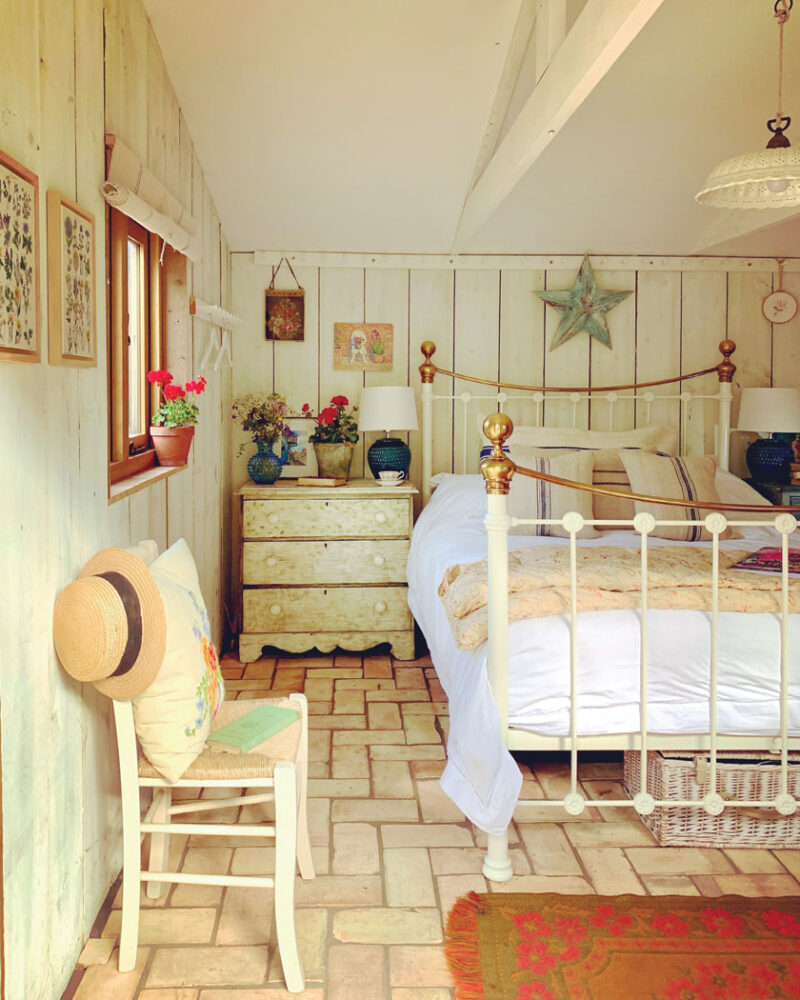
[452,0,666,250]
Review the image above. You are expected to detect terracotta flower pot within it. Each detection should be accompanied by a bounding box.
[151,425,195,466]
[313,441,355,479]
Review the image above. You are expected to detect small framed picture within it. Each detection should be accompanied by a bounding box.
[333,322,393,371]
[281,417,318,478]
[47,190,96,367]
[265,288,304,341]
[0,149,40,363]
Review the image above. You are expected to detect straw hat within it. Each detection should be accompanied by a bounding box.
[53,548,166,699]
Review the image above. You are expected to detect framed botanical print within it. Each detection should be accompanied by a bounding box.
[47,190,96,367]
[281,417,318,478]
[0,149,40,363]
[265,288,304,341]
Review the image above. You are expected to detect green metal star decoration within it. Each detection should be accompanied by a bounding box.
[536,256,632,352]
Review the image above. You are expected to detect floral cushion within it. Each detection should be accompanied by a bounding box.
[132,538,225,782]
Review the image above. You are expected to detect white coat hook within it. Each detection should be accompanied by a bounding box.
[199,326,221,371]
[214,328,232,370]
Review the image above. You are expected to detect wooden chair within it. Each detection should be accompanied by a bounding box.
[112,693,315,993]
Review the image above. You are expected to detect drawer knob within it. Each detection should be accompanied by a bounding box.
[373,555,385,567]
[267,556,277,567]
[270,603,282,616]
[268,513,279,525]
[374,600,387,614]
[375,512,387,524]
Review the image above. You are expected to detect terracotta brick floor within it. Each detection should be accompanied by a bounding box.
[68,650,800,999]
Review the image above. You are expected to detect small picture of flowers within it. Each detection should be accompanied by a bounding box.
[47,190,95,367]
[333,322,393,372]
[265,288,304,341]
[0,150,40,363]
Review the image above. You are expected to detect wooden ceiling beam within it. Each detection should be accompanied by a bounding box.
[452,0,667,249]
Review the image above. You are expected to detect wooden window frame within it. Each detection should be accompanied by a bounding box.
[108,209,165,485]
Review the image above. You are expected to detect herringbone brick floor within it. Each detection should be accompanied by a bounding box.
[67,650,800,999]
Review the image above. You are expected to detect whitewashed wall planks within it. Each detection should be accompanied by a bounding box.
[0,2,232,998]
[233,254,794,497]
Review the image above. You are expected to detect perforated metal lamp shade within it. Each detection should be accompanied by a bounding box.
[737,387,800,484]
[695,145,800,208]
[357,386,419,478]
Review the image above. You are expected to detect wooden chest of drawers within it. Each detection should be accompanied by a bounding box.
[236,479,417,662]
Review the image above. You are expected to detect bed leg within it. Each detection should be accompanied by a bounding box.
[482,831,513,882]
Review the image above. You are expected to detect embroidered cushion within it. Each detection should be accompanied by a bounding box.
[619,452,735,541]
[508,450,597,538]
[132,538,225,782]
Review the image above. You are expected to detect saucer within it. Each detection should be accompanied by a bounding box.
[376,479,404,487]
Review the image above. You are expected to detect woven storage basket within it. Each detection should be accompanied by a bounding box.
[623,750,800,848]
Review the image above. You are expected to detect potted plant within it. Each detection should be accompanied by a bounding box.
[148,370,207,466]
[232,392,291,484]
[302,395,359,478]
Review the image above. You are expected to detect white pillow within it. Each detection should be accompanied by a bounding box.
[509,423,677,455]
[508,450,597,538]
[133,538,225,782]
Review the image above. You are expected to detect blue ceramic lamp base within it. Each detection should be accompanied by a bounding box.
[367,437,411,478]
[746,435,794,485]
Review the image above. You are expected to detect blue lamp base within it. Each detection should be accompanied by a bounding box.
[746,435,793,485]
[367,437,411,478]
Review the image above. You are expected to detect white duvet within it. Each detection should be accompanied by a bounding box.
[407,473,800,835]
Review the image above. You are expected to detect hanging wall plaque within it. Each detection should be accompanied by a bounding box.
[265,257,304,341]
[762,259,798,324]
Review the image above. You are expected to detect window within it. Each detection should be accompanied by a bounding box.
[108,210,164,484]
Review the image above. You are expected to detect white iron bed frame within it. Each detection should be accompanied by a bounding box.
[418,339,800,881]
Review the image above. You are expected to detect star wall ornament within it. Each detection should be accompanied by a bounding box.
[536,256,632,352]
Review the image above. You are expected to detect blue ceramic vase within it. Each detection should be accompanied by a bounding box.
[247,439,289,484]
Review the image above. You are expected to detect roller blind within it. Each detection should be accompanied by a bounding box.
[101,134,202,261]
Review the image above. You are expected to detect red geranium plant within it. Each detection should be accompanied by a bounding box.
[148,369,207,427]
[303,394,359,444]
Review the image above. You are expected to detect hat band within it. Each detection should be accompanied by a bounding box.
[97,571,143,677]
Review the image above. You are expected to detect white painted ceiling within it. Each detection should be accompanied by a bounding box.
[144,0,800,256]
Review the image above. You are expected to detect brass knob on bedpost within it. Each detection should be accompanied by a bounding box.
[419,341,437,383]
[481,413,515,495]
[717,339,736,383]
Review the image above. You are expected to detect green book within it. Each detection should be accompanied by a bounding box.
[207,704,301,754]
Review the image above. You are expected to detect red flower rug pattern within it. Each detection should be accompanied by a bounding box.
[445,892,800,1000]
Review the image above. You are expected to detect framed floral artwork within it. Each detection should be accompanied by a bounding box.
[47,190,96,367]
[265,288,304,341]
[333,322,393,372]
[0,149,40,363]
[281,417,318,478]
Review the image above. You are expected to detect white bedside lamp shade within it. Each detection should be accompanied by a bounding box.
[357,386,419,433]
[737,387,800,432]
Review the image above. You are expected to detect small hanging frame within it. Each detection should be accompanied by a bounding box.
[265,256,305,341]
[763,259,798,324]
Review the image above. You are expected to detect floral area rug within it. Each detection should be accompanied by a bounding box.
[444,892,800,999]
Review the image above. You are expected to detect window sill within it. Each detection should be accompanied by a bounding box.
[109,463,186,504]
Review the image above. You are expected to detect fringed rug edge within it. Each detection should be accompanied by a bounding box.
[444,890,486,1000]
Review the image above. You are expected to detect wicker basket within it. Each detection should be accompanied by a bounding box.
[623,750,800,848]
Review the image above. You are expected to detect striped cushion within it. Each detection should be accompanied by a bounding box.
[618,452,734,541]
[508,451,597,538]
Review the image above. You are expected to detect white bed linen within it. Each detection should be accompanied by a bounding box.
[407,473,800,835]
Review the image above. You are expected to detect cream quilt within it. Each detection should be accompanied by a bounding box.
[438,546,800,650]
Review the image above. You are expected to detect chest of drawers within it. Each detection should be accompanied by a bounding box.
[236,479,417,662]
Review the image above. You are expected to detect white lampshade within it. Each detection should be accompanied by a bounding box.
[695,146,800,209]
[736,387,800,432]
[357,386,419,433]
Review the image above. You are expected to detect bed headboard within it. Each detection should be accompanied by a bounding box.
[418,339,737,506]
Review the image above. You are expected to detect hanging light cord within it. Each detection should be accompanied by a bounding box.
[775,0,793,128]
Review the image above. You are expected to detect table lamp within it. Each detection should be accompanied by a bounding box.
[357,386,419,478]
[736,387,800,484]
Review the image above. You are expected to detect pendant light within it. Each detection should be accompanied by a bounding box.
[696,0,800,208]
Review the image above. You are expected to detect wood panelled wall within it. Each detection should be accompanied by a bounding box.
[231,254,800,495]
[0,2,232,997]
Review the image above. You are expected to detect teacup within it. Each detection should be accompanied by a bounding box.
[378,470,404,483]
